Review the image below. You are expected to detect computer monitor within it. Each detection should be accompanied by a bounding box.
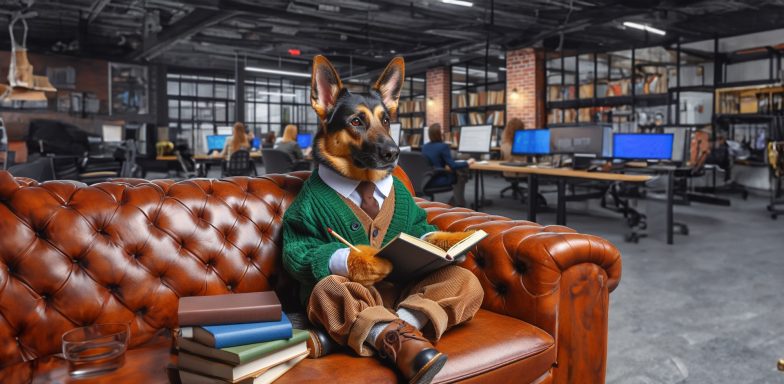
[549,125,613,157]
[297,133,313,149]
[389,123,402,145]
[102,125,123,143]
[613,133,674,160]
[251,137,261,150]
[217,126,233,135]
[511,129,550,155]
[458,125,493,154]
[663,127,692,163]
[206,135,228,152]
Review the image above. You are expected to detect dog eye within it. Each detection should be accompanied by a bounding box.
[350,117,362,127]
[382,117,390,125]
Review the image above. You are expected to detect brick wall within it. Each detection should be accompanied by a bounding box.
[506,48,545,129]
[426,66,450,130]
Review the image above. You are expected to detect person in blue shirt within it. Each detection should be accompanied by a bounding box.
[421,123,475,207]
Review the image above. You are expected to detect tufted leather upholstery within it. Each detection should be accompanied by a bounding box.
[0,169,621,383]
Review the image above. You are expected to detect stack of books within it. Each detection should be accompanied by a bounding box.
[176,291,308,384]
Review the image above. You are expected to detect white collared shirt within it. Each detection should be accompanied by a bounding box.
[318,165,393,208]
[319,166,393,277]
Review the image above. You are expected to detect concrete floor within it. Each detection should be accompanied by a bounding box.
[161,166,784,383]
[444,174,784,384]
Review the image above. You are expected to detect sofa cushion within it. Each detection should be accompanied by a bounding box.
[278,309,555,383]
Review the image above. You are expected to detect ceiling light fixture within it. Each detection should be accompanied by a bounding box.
[258,91,296,97]
[245,66,311,78]
[442,0,473,7]
[622,21,666,36]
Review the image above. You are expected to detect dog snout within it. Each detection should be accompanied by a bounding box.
[378,141,400,163]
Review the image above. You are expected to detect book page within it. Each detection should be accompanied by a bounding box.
[397,233,448,258]
[446,230,487,258]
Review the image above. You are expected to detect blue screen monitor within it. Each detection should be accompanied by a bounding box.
[251,137,261,149]
[206,135,228,152]
[613,133,674,160]
[297,133,313,149]
[511,129,550,155]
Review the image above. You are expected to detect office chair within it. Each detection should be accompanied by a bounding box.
[397,151,454,200]
[260,149,310,174]
[7,157,55,181]
[175,150,200,179]
[222,150,257,177]
[47,155,119,184]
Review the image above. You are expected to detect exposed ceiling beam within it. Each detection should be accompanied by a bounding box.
[86,0,112,23]
[127,8,239,61]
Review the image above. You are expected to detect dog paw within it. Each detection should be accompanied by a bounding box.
[347,245,392,286]
[423,230,477,251]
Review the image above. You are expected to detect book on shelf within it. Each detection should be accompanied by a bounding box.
[486,110,504,126]
[178,342,308,383]
[178,292,281,327]
[453,93,467,108]
[178,353,307,384]
[177,329,309,366]
[407,133,422,147]
[399,100,425,114]
[192,313,293,348]
[468,92,479,107]
[377,230,488,282]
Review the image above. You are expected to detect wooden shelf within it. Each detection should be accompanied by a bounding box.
[547,94,669,109]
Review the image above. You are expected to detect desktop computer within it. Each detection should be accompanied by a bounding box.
[549,125,613,158]
[458,125,493,154]
[206,135,229,153]
[612,133,674,160]
[297,133,313,149]
[511,129,550,156]
[663,127,693,163]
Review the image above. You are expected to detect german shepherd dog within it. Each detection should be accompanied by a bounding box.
[308,55,478,383]
[310,55,475,250]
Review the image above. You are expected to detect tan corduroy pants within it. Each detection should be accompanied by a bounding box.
[307,266,484,356]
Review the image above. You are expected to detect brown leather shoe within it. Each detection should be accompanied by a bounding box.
[374,319,447,384]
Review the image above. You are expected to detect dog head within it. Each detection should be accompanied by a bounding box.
[310,55,404,182]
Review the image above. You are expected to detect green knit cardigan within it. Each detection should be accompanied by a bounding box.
[282,172,437,303]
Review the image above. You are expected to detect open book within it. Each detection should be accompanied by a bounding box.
[377,230,487,282]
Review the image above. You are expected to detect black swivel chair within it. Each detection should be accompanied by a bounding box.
[222,150,258,177]
[397,151,453,200]
[7,157,55,181]
[260,149,310,174]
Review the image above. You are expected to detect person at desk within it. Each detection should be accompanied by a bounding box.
[220,122,251,158]
[499,118,527,199]
[275,124,304,161]
[262,131,276,149]
[422,123,475,207]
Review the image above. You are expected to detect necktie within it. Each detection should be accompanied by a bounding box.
[356,181,380,219]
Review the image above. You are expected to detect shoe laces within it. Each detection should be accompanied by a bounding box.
[378,322,427,362]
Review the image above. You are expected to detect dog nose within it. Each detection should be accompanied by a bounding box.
[378,142,400,163]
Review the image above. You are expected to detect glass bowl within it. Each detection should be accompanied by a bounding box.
[61,323,130,378]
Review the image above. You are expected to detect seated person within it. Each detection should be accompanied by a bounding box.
[220,122,251,158]
[262,131,276,149]
[421,123,474,207]
[275,124,310,171]
[275,124,305,160]
[499,118,527,198]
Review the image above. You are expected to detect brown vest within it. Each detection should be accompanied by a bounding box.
[337,186,396,248]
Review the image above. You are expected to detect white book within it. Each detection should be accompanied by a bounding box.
[178,352,308,384]
[178,341,307,382]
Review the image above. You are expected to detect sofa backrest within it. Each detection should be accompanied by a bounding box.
[0,171,312,367]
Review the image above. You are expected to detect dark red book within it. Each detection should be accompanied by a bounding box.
[178,291,281,326]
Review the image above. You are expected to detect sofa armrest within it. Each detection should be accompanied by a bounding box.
[416,199,621,384]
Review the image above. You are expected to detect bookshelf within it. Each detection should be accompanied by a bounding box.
[398,73,426,147]
[449,57,506,146]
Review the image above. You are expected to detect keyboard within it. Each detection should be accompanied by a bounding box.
[500,161,529,167]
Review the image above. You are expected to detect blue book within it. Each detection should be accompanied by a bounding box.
[192,313,293,348]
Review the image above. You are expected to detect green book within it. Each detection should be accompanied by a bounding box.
[177,329,308,366]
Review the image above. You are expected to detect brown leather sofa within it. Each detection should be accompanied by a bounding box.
[0,169,621,384]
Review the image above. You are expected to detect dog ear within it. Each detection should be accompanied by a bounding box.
[311,55,344,121]
[372,56,405,118]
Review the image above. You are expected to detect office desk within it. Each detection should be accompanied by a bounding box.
[155,152,263,162]
[469,160,653,230]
